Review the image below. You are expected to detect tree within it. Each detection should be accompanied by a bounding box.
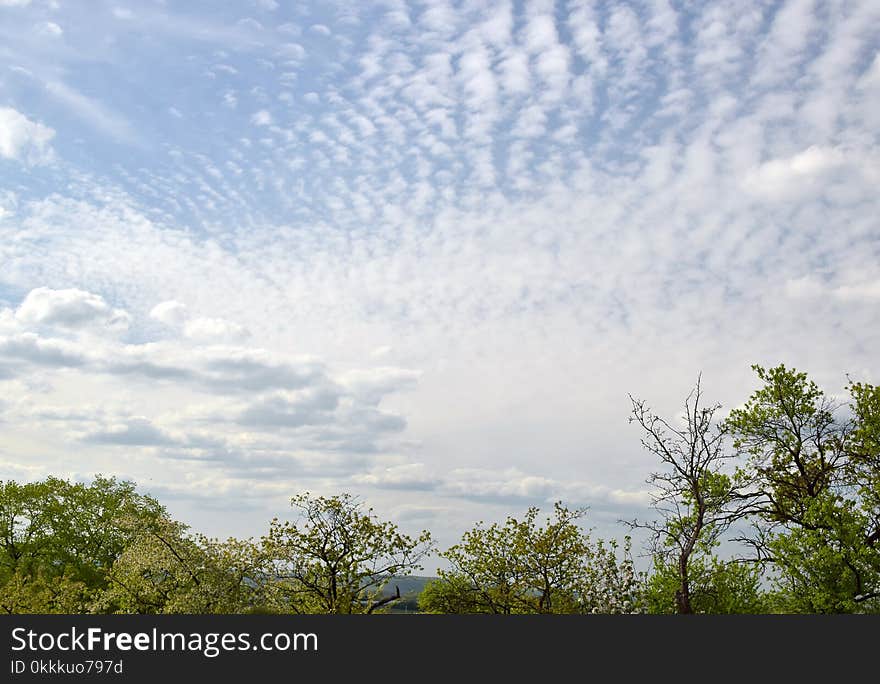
[418,573,481,614]
[725,365,880,612]
[644,554,767,614]
[577,536,643,614]
[422,503,643,614]
[848,379,880,549]
[0,569,91,615]
[726,365,848,528]
[628,376,745,614]
[763,504,879,613]
[100,519,266,614]
[262,493,432,614]
[0,475,164,611]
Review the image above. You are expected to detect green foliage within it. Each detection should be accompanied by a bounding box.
[419,574,481,614]
[262,493,433,614]
[644,555,768,614]
[848,380,880,527]
[726,364,845,522]
[725,365,880,612]
[0,569,91,614]
[765,494,880,613]
[850,381,880,457]
[645,553,771,614]
[0,475,165,612]
[422,504,644,614]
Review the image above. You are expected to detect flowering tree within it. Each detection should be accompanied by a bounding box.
[100,519,266,614]
[420,503,643,614]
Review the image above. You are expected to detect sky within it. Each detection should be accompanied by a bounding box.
[0,0,878,561]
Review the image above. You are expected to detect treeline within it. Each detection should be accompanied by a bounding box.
[1,364,878,614]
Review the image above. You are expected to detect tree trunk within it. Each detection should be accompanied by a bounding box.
[676,554,693,614]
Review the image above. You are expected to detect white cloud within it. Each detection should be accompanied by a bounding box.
[83,417,175,446]
[750,0,817,88]
[0,190,17,220]
[535,43,571,98]
[608,489,653,506]
[568,1,606,73]
[834,281,880,301]
[419,0,458,35]
[352,463,440,489]
[742,145,850,201]
[784,276,825,300]
[440,467,651,508]
[522,14,558,54]
[149,300,188,327]
[498,50,530,94]
[277,42,305,61]
[15,288,131,331]
[0,294,421,480]
[232,387,339,427]
[479,1,512,47]
[0,332,91,368]
[0,0,31,6]
[0,107,55,165]
[184,316,251,342]
[857,53,880,90]
[222,91,238,108]
[788,277,880,302]
[337,367,420,407]
[38,21,63,36]
[250,109,273,126]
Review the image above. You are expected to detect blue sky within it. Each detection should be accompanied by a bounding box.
[0,0,879,557]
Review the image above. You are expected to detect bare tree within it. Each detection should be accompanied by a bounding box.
[627,376,746,614]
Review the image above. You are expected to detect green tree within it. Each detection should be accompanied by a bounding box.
[644,554,767,614]
[262,493,432,614]
[726,365,880,612]
[0,475,164,612]
[0,569,91,614]
[419,573,481,614]
[764,502,879,613]
[726,365,847,527]
[628,377,745,614]
[422,504,643,614]
[848,379,880,550]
